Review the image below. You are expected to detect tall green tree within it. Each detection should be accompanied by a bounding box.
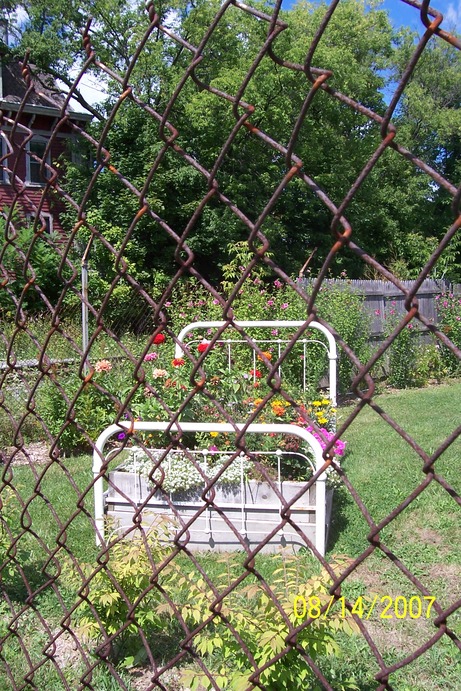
[3,0,460,286]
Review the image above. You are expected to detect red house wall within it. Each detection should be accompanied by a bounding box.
[1,112,85,238]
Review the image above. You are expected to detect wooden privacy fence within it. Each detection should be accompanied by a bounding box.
[300,278,461,335]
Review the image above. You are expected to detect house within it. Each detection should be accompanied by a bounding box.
[0,49,92,238]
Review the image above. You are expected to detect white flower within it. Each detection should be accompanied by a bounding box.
[121,448,251,493]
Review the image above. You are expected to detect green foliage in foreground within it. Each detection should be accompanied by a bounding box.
[67,534,359,690]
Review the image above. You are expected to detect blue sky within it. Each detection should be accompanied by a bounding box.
[282,0,461,33]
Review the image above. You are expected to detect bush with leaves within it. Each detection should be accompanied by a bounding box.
[70,524,359,688]
[435,292,461,375]
[383,304,419,388]
[178,555,360,691]
[38,360,127,453]
[0,217,64,317]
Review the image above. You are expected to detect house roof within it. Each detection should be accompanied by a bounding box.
[0,56,92,121]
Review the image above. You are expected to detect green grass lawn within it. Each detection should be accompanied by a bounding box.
[327,381,461,690]
[1,383,460,689]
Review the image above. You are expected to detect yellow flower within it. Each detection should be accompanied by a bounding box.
[312,401,322,407]
[210,431,219,438]
[318,416,328,425]
[321,399,330,406]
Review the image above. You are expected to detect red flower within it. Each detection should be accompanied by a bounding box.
[198,341,211,353]
[153,333,165,345]
[172,358,185,367]
[249,369,262,378]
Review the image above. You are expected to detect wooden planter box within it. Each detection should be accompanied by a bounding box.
[105,469,333,554]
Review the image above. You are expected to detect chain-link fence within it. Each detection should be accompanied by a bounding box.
[1,0,460,689]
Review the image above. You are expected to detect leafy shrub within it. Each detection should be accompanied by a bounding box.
[71,525,359,688]
[435,292,461,375]
[73,523,180,667]
[413,343,447,385]
[178,555,359,691]
[383,305,418,388]
[37,362,126,453]
[310,280,371,395]
[0,218,64,317]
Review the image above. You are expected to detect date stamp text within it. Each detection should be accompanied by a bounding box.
[293,595,436,620]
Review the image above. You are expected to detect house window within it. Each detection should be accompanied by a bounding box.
[1,135,9,183]
[26,137,51,185]
[26,212,53,234]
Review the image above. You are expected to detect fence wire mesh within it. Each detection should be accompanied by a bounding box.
[0,0,460,689]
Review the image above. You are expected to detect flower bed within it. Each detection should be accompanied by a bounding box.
[93,321,344,555]
[94,421,335,555]
[105,469,334,555]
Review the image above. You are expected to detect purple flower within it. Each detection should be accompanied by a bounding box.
[209,445,219,453]
[118,432,126,440]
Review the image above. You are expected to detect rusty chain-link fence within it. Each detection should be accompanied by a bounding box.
[1,0,460,689]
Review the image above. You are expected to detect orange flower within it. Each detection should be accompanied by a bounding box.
[271,404,286,417]
[257,351,272,361]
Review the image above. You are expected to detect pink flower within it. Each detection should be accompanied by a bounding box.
[274,279,283,289]
[374,309,380,316]
[271,329,278,336]
[281,303,289,310]
[152,368,168,378]
[144,352,158,361]
[266,299,275,307]
[94,359,112,373]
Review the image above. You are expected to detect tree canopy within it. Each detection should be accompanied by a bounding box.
[3,0,461,288]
